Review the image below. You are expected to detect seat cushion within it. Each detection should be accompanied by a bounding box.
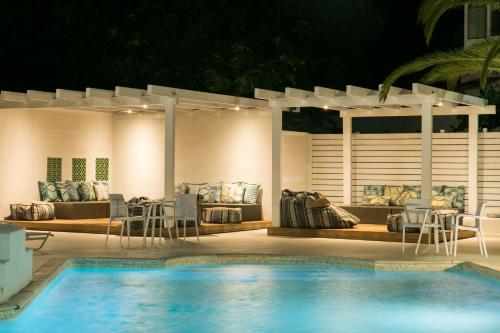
[10,202,55,221]
[203,207,242,224]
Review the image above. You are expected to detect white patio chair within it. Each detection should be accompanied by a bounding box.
[163,193,199,243]
[451,201,488,257]
[413,201,449,256]
[106,194,146,247]
[402,199,431,253]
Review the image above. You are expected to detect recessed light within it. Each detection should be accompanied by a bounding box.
[235,106,240,111]
[142,104,148,109]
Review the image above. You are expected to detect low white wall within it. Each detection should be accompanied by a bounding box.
[0,108,114,218]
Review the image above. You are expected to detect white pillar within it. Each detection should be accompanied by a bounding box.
[421,103,433,200]
[468,113,478,213]
[271,106,282,227]
[343,116,352,205]
[164,102,176,201]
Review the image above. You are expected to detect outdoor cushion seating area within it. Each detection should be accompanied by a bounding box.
[8,202,55,221]
[339,184,464,225]
[280,190,359,229]
[36,180,110,220]
[178,182,263,223]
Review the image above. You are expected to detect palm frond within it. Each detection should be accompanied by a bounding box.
[480,40,500,90]
[379,41,500,101]
[418,0,500,44]
[421,61,500,90]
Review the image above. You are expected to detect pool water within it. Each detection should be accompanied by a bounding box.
[1,263,499,333]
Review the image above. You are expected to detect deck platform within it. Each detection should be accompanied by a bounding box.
[268,224,476,243]
[2,219,271,237]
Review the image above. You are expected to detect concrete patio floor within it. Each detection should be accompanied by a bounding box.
[30,229,500,272]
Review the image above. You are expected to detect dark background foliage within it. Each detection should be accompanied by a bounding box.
[2,0,485,133]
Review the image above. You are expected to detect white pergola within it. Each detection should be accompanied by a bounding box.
[255,83,496,227]
[0,85,269,201]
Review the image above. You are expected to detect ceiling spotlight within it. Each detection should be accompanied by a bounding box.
[142,104,148,109]
[127,109,132,114]
[323,105,328,110]
[437,102,443,107]
[235,106,240,111]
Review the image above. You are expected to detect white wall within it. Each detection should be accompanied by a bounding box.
[0,108,114,217]
[0,107,309,222]
[112,111,310,221]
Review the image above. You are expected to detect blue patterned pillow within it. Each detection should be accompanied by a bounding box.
[38,181,61,202]
[443,186,465,209]
[65,181,82,201]
[79,181,96,201]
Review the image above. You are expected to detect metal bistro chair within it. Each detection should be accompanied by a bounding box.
[163,193,199,243]
[106,194,146,247]
[451,201,488,258]
[402,199,431,253]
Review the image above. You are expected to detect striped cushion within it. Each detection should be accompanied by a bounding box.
[10,202,55,221]
[280,190,359,229]
[386,213,419,233]
[203,207,242,224]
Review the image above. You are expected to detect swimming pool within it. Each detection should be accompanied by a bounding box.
[1,261,499,333]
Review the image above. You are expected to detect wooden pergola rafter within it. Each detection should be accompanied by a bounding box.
[255,84,496,227]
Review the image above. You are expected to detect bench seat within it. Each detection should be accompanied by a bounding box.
[53,201,110,220]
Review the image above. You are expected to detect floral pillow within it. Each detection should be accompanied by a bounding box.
[198,183,222,203]
[361,195,390,206]
[384,185,404,206]
[432,195,453,209]
[443,186,465,209]
[226,184,245,203]
[38,181,61,202]
[363,185,385,196]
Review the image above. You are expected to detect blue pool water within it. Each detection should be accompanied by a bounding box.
[1,263,500,333]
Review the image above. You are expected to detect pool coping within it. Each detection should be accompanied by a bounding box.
[1,254,499,320]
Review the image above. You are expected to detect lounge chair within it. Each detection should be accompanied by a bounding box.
[25,231,54,250]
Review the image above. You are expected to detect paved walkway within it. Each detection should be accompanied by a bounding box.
[31,230,500,272]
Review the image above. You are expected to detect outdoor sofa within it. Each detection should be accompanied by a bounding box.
[340,185,464,225]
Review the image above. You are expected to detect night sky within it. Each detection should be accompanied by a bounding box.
[0,1,468,133]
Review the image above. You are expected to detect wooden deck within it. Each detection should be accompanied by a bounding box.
[2,219,271,237]
[268,224,476,243]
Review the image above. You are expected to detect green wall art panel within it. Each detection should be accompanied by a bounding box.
[47,157,62,182]
[95,157,109,181]
[72,158,86,181]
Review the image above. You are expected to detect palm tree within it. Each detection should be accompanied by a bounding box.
[380,0,500,101]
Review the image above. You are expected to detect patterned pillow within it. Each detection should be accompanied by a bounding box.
[361,195,390,206]
[55,182,71,202]
[363,185,385,196]
[220,183,231,202]
[403,185,421,199]
[242,183,260,204]
[227,184,245,203]
[176,183,189,195]
[79,181,96,201]
[93,181,109,201]
[38,181,61,202]
[432,185,445,197]
[207,183,222,203]
[186,183,207,196]
[65,181,82,201]
[432,195,453,209]
[443,186,465,209]
[384,185,404,206]
[394,190,420,206]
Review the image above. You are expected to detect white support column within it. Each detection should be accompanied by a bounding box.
[468,113,478,213]
[343,116,352,205]
[164,101,176,201]
[421,103,433,200]
[272,106,283,227]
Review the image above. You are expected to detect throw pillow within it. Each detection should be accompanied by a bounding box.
[38,181,60,202]
[361,195,390,206]
[363,185,385,196]
[384,185,404,206]
[394,190,420,206]
[186,183,207,196]
[221,183,231,202]
[242,183,260,204]
[432,195,453,209]
[65,181,82,201]
[206,183,222,203]
[79,181,96,201]
[93,181,109,201]
[443,186,465,209]
[432,185,445,197]
[55,182,71,202]
[403,185,421,199]
[227,184,245,203]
